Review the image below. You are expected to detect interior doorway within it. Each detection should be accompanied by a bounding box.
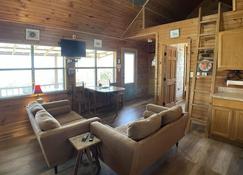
[171,43,188,102]
[163,43,188,110]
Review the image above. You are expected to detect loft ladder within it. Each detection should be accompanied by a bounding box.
[188,3,221,135]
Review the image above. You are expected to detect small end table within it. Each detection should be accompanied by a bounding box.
[69,132,101,175]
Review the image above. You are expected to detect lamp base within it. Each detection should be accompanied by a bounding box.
[36,97,44,104]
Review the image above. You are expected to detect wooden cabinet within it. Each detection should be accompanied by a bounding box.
[218,29,243,70]
[211,107,232,138]
[211,97,243,145]
[234,111,243,143]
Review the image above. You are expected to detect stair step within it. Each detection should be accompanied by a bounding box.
[190,118,208,126]
[198,47,215,50]
[195,75,212,79]
[191,103,210,108]
[200,19,217,24]
[199,33,216,37]
[197,60,214,63]
[194,89,211,94]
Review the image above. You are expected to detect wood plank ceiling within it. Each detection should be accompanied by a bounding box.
[0,0,233,39]
[0,0,140,38]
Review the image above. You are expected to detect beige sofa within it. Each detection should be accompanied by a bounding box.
[91,104,188,175]
[26,100,100,174]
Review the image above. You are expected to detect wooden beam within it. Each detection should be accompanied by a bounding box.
[145,7,170,19]
[121,0,151,38]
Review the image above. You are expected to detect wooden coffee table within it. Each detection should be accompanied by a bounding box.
[69,132,101,175]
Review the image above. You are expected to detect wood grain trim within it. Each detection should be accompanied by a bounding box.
[211,107,233,138]
[213,98,243,109]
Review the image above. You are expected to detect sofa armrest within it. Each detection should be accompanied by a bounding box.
[38,117,100,167]
[90,122,138,175]
[146,104,168,113]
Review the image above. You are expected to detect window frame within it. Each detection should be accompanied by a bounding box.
[0,43,66,99]
[33,45,65,93]
[75,49,117,87]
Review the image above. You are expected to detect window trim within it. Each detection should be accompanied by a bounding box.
[75,49,117,87]
[0,43,66,99]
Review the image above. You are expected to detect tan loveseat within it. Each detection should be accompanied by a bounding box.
[26,100,100,173]
[91,104,188,175]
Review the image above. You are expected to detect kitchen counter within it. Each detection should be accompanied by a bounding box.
[213,92,243,102]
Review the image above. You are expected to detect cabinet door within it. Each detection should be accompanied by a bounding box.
[234,111,243,143]
[218,29,243,70]
[211,107,233,138]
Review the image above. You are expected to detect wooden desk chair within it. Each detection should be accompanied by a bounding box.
[110,83,124,109]
[73,86,88,114]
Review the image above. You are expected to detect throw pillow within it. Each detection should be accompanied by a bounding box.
[35,110,61,131]
[128,113,161,141]
[28,102,44,116]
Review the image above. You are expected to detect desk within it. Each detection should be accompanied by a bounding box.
[86,86,125,114]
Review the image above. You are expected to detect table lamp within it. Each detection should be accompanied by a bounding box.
[33,85,44,104]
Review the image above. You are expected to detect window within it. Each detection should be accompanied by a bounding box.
[0,43,65,98]
[0,43,32,97]
[75,50,116,87]
[124,52,136,84]
[34,46,65,92]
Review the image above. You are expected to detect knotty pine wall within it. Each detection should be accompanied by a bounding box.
[125,8,243,118]
[0,20,149,140]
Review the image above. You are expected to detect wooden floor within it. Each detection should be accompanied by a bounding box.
[0,98,243,175]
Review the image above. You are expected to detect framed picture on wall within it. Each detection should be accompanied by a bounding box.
[26,28,40,41]
[170,29,180,38]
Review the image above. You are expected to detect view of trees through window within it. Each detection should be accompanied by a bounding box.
[76,50,116,87]
[0,43,65,98]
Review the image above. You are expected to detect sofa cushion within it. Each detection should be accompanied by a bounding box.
[146,104,169,113]
[55,111,84,125]
[128,113,161,141]
[115,125,128,136]
[42,100,70,109]
[161,106,182,126]
[28,101,44,116]
[35,110,61,131]
[46,105,71,116]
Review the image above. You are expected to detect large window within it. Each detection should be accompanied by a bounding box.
[34,46,65,92]
[0,43,32,97]
[0,43,65,98]
[75,50,116,86]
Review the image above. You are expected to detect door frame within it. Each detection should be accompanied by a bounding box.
[121,48,138,100]
[157,38,191,112]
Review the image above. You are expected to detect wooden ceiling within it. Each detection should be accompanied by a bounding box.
[0,0,140,38]
[0,0,233,39]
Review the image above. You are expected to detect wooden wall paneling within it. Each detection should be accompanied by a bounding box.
[236,0,243,10]
[0,20,149,141]
[125,9,243,122]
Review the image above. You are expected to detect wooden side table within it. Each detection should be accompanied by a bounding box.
[69,133,101,175]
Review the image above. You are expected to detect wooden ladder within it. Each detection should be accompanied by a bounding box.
[188,3,221,135]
